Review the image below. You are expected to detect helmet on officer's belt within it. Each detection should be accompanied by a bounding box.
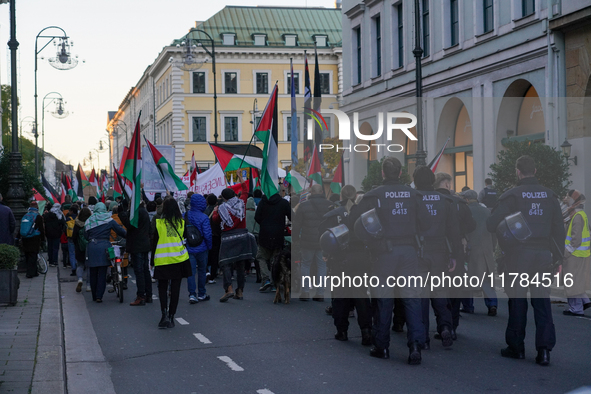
[496,212,532,250]
[354,208,383,241]
[320,224,350,256]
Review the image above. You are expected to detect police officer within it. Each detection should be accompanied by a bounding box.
[479,178,498,209]
[413,166,462,349]
[434,172,476,338]
[319,185,372,346]
[486,155,565,366]
[351,157,431,365]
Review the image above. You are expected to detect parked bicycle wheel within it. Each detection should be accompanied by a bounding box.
[37,254,48,274]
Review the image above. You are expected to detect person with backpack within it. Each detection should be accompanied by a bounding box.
[43,203,66,267]
[64,204,78,277]
[185,193,213,304]
[21,201,45,278]
[72,207,92,293]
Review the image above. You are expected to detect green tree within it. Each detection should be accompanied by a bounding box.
[321,137,343,172]
[361,157,411,192]
[0,148,47,206]
[489,140,571,198]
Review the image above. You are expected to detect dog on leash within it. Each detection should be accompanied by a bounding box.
[271,250,291,304]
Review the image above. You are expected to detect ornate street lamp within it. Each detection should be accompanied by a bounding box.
[41,92,67,170]
[560,138,577,166]
[171,29,218,143]
[413,0,427,167]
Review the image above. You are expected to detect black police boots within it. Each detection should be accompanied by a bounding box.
[334,331,348,341]
[369,347,389,359]
[500,347,525,359]
[361,328,372,346]
[535,348,550,366]
[408,343,422,365]
[440,326,453,348]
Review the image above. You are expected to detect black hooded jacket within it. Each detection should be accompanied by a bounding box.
[255,193,292,250]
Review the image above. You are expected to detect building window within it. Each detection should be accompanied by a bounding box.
[287,116,301,141]
[522,0,535,16]
[285,34,297,46]
[397,3,404,68]
[450,0,459,46]
[422,0,430,57]
[256,73,268,94]
[483,0,493,32]
[193,72,205,93]
[374,15,381,77]
[224,117,238,141]
[315,35,327,47]
[254,34,266,46]
[355,27,362,84]
[225,72,237,94]
[319,73,330,94]
[322,117,331,141]
[192,117,206,142]
[223,33,235,45]
[287,73,300,94]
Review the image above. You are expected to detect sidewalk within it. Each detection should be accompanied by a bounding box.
[0,263,65,394]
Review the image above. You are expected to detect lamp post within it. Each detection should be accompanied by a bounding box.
[42,92,67,170]
[413,0,427,167]
[5,0,28,222]
[173,28,218,143]
[114,120,128,146]
[34,26,77,176]
[250,98,259,146]
[560,138,578,166]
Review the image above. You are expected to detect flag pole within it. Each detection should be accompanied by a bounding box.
[143,135,170,194]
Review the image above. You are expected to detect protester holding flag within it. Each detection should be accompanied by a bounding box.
[43,203,66,267]
[85,202,127,303]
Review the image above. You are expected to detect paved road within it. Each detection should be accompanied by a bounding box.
[70,270,591,394]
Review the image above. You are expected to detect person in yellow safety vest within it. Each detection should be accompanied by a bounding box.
[562,190,591,316]
[151,197,192,329]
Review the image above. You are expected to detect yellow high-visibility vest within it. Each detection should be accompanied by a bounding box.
[566,211,591,258]
[154,219,189,266]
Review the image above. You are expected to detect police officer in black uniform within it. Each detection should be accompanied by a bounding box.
[352,157,432,365]
[486,155,565,366]
[479,178,498,209]
[319,185,372,346]
[434,172,476,338]
[413,166,463,349]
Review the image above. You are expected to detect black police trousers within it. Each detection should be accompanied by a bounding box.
[419,251,453,341]
[333,298,372,333]
[505,248,556,352]
[371,245,425,349]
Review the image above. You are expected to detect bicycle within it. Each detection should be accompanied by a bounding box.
[106,240,126,303]
[37,253,48,275]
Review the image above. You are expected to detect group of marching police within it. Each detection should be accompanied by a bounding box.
[316,155,566,366]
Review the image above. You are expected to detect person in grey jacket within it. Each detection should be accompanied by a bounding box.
[0,193,16,245]
[85,202,126,302]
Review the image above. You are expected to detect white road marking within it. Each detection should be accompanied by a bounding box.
[217,356,244,372]
[152,296,159,300]
[131,280,136,284]
[257,389,275,394]
[193,333,212,344]
[175,317,189,325]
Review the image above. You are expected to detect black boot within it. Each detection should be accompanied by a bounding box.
[440,325,453,348]
[408,342,422,365]
[535,348,550,366]
[167,314,175,328]
[361,328,372,346]
[158,310,169,329]
[334,331,348,341]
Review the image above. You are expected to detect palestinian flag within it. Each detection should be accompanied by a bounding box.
[113,163,130,200]
[76,164,90,198]
[249,168,261,192]
[307,144,322,186]
[101,173,109,203]
[303,51,313,162]
[190,150,198,187]
[208,143,264,172]
[183,170,189,178]
[428,137,450,173]
[41,173,59,204]
[122,114,143,227]
[254,83,279,197]
[32,187,47,214]
[286,170,307,193]
[61,172,71,204]
[68,169,78,202]
[89,168,100,199]
[330,154,344,194]
[145,137,188,192]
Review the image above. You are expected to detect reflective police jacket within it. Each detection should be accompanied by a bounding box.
[486,177,565,250]
[417,188,462,259]
[354,179,432,242]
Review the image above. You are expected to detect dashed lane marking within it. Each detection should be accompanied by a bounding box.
[193,333,212,344]
[257,390,275,394]
[217,356,244,371]
[175,317,189,325]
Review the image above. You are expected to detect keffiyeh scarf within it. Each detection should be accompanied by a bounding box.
[84,202,113,231]
[218,197,245,229]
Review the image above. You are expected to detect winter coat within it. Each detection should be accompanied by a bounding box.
[255,193,292,250]
[292,194,333,250]
[119,207,151,253]
[85,221,126,267]
[71,219,86,263]
[21,209,45,254]
[465,201,495,279]
[0,203,16,245]
[245,198,260,236]
[186,194,213,254]
[43,211,65,239]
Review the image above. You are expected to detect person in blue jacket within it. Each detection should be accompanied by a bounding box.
[186,193,213,304]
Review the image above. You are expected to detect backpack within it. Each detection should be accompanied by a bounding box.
[20,211,40,238]
[66,215,76,238]
[185,219,203,248]
[77,228,89,252]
